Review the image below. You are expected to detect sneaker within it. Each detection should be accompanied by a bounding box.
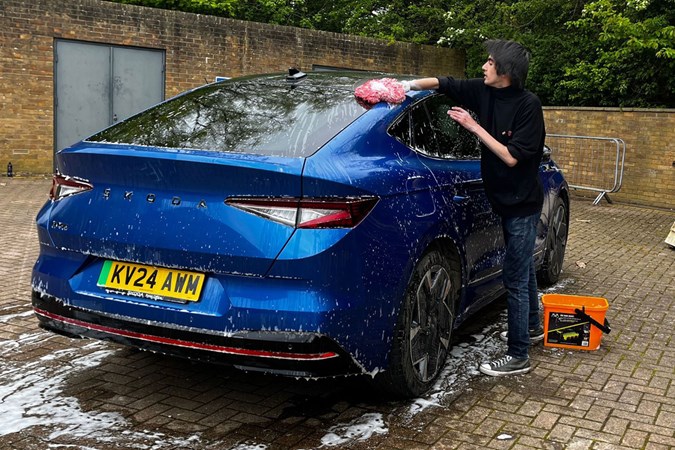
[499,327,545,344]
[479,355,531,377]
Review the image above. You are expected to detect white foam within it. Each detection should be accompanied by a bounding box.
[320,412,388,447]
[0,339,207,449]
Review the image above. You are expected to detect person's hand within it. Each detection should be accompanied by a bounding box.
[448,107,479,133]
[399,80,422,92]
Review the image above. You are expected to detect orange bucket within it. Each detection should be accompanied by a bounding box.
[542,294,610,350]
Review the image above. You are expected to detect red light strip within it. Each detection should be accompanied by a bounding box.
[34,308,338,361]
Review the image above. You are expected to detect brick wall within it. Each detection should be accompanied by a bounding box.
[0,0,464,176]
[544,107,675,209]
[1,1,673,209]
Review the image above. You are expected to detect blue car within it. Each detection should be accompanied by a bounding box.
[32,71,569,397]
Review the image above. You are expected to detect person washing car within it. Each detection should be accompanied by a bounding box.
[401,39,546,376]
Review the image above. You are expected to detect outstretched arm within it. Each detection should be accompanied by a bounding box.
[401,78,440,91]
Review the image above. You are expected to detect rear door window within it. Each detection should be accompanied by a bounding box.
[391,95,481,160]
[424,96,481,159]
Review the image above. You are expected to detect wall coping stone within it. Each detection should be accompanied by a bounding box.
[544,106,675,113]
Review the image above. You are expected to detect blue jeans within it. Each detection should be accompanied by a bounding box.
[502,213,540,360]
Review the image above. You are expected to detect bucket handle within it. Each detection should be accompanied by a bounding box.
[574,307,611,334]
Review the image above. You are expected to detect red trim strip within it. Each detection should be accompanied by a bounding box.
[34,308,338,361]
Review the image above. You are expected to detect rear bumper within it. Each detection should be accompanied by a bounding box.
[32,291,363,378]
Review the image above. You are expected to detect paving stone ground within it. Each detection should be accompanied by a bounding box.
[1,178,673,450]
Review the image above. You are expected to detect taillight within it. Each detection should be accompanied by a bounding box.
[226,197,378,229]
[49,174,93,201]
[295,199,378,228]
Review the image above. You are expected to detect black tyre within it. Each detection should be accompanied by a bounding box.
[378,247,460,398]
[538,197,569,285]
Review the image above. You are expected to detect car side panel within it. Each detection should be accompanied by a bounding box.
[277,113,470,369]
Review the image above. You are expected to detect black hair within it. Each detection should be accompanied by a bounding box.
[484,39,530,90]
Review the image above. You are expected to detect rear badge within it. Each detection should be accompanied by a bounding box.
[100,189,204,208]
[50,220,68,231]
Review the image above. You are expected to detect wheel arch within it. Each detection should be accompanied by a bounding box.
[421,236,464,306]
[537,186,570,286]
[560,187,570,221]
[374,235,465,398]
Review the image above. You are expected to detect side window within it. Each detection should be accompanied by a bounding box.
[389,96,481,160]
[389,103,439,156]
[410,103,439,156]
[389,112,412,148]
[425,96,481,159]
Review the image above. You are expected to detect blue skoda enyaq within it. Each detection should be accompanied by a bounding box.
[32,71,569,397]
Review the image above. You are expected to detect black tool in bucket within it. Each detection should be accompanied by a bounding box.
[574,306,611,334]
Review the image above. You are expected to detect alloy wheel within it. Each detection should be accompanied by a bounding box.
[408,264,454,382]
[547,202,568,278]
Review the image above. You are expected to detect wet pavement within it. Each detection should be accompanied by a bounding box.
[1,178,673,450]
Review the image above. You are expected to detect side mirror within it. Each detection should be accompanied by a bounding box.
[542,145,552,163]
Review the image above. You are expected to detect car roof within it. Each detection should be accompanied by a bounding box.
[215,70,422,94]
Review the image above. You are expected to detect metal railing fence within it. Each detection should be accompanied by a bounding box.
[546,134,626,205]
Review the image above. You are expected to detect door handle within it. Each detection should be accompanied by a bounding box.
[452,195,470,204]
[453,179,484,203]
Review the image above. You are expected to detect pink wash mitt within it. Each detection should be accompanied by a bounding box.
[354,78,406,108]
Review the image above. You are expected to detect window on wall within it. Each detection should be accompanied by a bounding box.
[311,65,370,72]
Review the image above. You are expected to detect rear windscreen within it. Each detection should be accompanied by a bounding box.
[87,80,367,158]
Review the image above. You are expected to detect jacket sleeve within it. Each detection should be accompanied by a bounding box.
[506,95,545,162]
[436,77,484,113]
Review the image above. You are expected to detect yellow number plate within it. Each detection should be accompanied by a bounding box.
[97,260,205,302]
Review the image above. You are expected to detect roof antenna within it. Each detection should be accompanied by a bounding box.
[286,67,307,81]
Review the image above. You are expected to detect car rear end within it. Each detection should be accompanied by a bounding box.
[33,72,405,377]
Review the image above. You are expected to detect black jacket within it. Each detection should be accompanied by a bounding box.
[437,77,545,217]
